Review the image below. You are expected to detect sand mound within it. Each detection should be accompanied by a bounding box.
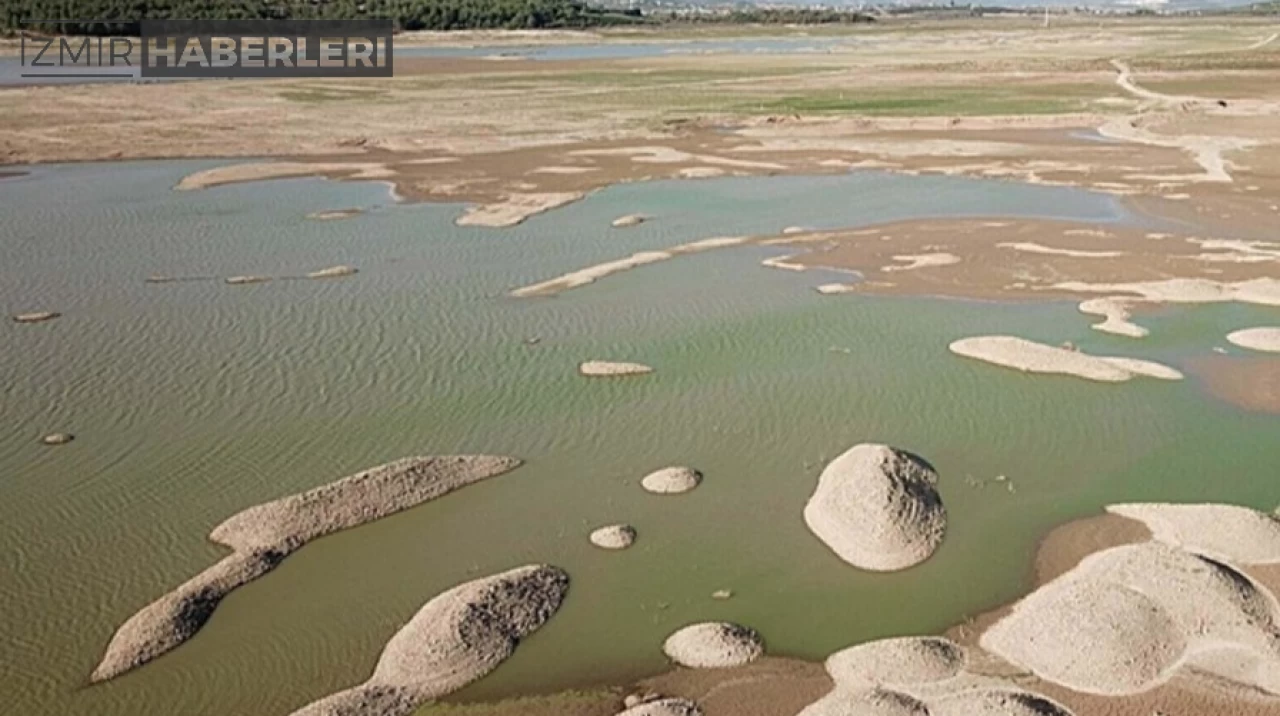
[641,467,701,494]
[225,275,271,285]
[1078,298,1148,338]
[931,690,1073,716]
[306,265,358,279]
[289,564,569,716]
[617,697,703,716]
[590,524,637,550]
[803,444,946,572]
[41,433,74,445]
[663,622,764,668]
[92,455,523,682]
[579,361,654,377]
[981,540,1280,695]
[306,209,362,221]
[1107,503,1280,565]
[949,336,1183,382]
[612,214,647,228]
[12,311,60,323]
[1228,327,1280,353]
[825,637,965,689]
[799,687,930,716]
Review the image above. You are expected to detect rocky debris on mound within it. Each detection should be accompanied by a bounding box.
[590,524,637,550]
[92,455,523,682]
[579,361,654,377]
[289,565,569,716]
[663,622,764,668]
[616,697,703,716]
[804,444,946,571]
[641,467,701,495]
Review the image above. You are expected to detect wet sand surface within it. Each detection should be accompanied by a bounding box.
[1185,355,1280,415]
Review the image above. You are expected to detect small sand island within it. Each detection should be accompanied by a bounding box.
[590,524,637,550]
[804,444,946,572]
[949,336,1183,382]
[40,433,74,446]
[641,467,701,495]
[456,192,584,227]
[305,265,359,279]
[611,214,647,228]
[1227,327,1280,353]
[12,311,61,323]
[288,564,569,716]
[579,361,654,377]
[224,275,272,285]
[306,208,363,221]
[91,455,522,682]
[663,622,764,668]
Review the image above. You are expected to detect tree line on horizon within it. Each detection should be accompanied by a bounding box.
[4,0,875,36]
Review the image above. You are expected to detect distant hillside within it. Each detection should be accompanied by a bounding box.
[3,0,648,35]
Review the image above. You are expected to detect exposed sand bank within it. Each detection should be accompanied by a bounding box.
[579,361,654,377]
[289,564,569,716]
[949,336,1183,382]
[225,275,272,285]
[803,444,945,572]
[40,433,73,445]
[306,208,363,221]
[612,214,647,228]
[1228,327,1280,353]
[305,265,359,279]
[882,252,961,273]
[176,162,394,191]
[511,237,748,298]
[590,524,637,550]
[641,467,702,495]
[663,623,764,669]
[1186,355,1280,415]
[456,192,585,227]
[998,242,1124,259]
[92,455,523,682]
[1078,297,1149,338]
[12,311,60,323]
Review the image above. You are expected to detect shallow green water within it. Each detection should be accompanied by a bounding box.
[2,162,1277,716]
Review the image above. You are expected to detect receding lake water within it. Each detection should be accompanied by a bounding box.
[2,163,1278,716]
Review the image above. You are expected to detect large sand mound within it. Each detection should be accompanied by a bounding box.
[289,564,569,716]
[949,336,1182,382]
[803,444,946,572]
[641,467,701,494]
[617,697,703,716]
[92,455,523,682]
[799,636,1071,716]
[1228,327,1280,353]
[825,636,965,689]
[981,541,1280,695]
[1107,503,1280,565]
[663,622,764,668]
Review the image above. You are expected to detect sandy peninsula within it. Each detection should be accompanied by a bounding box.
[92,455,523,682]
[804,444,945,572]
[1227,327,1280,353]
[289,564,569,716]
